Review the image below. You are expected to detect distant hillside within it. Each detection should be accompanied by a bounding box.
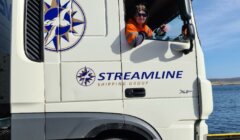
[209,77,240,85]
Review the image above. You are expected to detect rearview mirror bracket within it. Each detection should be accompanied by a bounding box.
[177,0,195,55]
[177,0,192,21]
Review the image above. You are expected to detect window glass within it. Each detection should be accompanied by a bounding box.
[0,0,11,117]
[152,15,186,42]
[165,16,182,38]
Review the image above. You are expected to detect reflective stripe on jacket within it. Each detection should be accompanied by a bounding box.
[125,19,152,47]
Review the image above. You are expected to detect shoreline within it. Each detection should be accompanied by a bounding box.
[209,77,240,86]
[211,83,240,86]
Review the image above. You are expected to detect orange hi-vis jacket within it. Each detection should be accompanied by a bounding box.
[125,19,153,47]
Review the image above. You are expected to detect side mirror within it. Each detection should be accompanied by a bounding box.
[176,0,192,21]
[182,24,195,40]
[180,24,195,54]
[176,0,194,55]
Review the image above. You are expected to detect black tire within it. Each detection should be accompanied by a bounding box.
[95,130,148,140]
[0,128,10,140]
[100,138,128,140]
[97,134,147,140]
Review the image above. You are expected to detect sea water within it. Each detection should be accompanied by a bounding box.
[207,85,240,134]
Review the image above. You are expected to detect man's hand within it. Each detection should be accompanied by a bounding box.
[160,24,168,33]
[155,24,168,36]
[139,31,148,38]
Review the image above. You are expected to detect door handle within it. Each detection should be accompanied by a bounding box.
[125,88,146,98]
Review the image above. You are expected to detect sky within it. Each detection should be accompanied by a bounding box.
[192,0,240,79]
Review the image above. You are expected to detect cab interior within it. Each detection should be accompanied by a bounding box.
[124,0,180,29]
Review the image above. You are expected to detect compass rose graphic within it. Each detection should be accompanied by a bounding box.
[44,0,86,51]
[76,67,96,86]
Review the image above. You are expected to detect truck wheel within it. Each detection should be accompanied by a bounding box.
[96,130,147,140]
[100,138,128,140]
[98,135,146,140]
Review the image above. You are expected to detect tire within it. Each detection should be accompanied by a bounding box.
[0,128,10,140]
[99,137,129,140]
[96,130,147,140]
[98,135,147,140]
[101,138,128,140]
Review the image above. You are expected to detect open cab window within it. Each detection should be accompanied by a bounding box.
[124,0,189,43]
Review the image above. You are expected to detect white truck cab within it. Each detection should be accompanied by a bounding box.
[0,0,213,140]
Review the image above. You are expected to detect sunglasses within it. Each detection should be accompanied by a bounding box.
[136,13,148,17]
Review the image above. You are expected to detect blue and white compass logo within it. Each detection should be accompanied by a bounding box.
[76,67,96,86]
[44,0,86,52]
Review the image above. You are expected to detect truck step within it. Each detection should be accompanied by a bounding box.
[208,133,240,140]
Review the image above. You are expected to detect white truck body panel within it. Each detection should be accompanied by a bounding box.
[11,0,45,113]
[0,0,213,139]
[61,0,121,61]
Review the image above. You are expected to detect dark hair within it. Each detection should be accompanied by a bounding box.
[135,3,148,15]
[130,3,148,18]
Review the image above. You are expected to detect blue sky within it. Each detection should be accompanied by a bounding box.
[192,0,240,79]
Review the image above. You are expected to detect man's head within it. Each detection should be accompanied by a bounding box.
[134,4,148,26]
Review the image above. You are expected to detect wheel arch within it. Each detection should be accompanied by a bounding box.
[86,115,162,140]
[45,113,162,140]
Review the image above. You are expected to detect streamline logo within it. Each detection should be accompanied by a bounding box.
[76,67,96,86]
[98,71,183,81]
[76,67,184,87]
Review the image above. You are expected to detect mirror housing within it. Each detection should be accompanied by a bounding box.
[182,24,195,40]
[176,0,195,55]
[176,0,192,21]
[180,24,195,54]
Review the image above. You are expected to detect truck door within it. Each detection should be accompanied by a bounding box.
[120,0,199,135]
[44,0,122,104]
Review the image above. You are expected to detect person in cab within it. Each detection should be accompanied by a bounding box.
[125,3,168,47]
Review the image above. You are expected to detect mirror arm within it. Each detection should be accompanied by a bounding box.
[181,39,193,55]
[181,23,195,55]
[177,0,195,55]
[183,20,189,25]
